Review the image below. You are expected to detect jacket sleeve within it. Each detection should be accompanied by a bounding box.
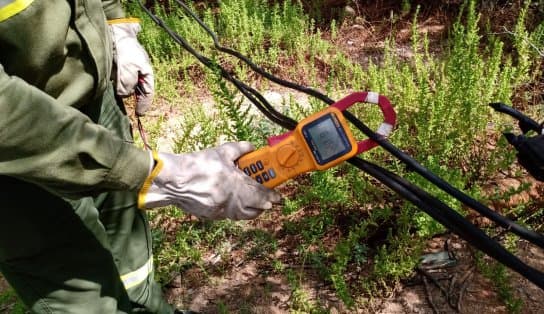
[0,64,150,198]
[102,0,126,20]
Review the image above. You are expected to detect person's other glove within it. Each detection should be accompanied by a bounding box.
[504,133,544,181]
[138,142,282,220]
[108,18,154,116]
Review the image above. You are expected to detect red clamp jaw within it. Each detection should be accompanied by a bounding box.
[267,92,397,154]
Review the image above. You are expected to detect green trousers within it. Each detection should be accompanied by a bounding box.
[0,86,173,313]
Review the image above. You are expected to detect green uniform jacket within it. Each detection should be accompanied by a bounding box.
[0,0,150,198]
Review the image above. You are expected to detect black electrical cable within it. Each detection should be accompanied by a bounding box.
[137,1,297,130]
[490,102,542,134]
[136,0,544,288]
[144,0,544,249]
[350,157,544,290]
[171,0,336,105]
[344,111,544,249]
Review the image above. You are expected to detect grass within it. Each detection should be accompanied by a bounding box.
[0,287,26,313]
[475,233,525,313]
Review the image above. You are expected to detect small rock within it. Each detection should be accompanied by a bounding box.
[344,5,356,16]
[352,24,366,31]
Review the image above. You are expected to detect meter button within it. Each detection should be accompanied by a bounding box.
[243,167,251,176]
[277,144,299,168]
[250,164,258,174]
[262,172,270,181]
[256,161,264,170]
[256,175,264,184]
[268,169,276,179]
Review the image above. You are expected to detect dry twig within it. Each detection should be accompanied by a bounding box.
[423,275,441,314]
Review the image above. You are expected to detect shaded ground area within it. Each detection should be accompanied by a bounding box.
[377,236,544,314]
[170,241,544,314]
[161,175,544,312]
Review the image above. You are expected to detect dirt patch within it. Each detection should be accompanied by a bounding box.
[376,235,544,314]
[165,262,293,313]
[158,176,544,313]
[0,276,9,293]
[161,209,544,313]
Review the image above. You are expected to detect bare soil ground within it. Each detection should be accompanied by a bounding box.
[161,180,544,314]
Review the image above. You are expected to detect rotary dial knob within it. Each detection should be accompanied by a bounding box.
[277,144,300,168]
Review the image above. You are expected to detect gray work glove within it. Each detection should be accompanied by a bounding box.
[109,18,154,116]
[138,142,282,220]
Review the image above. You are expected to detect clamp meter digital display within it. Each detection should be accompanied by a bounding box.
[302,111,355,165]
[237,92,397,188]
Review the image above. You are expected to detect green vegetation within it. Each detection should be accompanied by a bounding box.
[475,233,525,313]
[123,0,544,311]
[0,288,26,313]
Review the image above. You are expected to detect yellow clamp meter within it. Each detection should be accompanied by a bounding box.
[237,92,397,188]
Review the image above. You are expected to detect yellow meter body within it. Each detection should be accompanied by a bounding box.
[238,106,358,188]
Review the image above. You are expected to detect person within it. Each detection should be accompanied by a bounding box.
[0,0,280,313]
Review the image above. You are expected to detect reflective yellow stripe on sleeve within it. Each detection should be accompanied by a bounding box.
[138,151,163,209]
[107,17,141,25]
[120,256,153,290]
[0,0,34,22]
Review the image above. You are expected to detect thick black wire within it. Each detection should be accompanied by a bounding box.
[489,102,543,134]
[349,157,544,290]
[172,0,336,105]
[344,111,544,248]
[136,0,544,288]
[153,0,544,249]
[137,1,297,130]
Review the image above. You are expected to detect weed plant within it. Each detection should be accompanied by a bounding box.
[127,0,543,311]
[0,288,26,314]
[125,0,323,105]
[475,232,524,313]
